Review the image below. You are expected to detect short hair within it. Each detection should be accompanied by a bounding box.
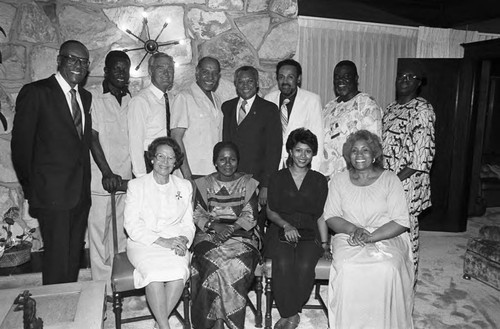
[148,52,174,70]
[59,40,87,55]
[342,130,384,170]
[334,60,358,76]
[197,56,221,72]
[105,50,130,68]
[285,128,318,167]
[276,59,302,77]
[146,137,184,170]
[212,141,240,165]
[234,66,259,84]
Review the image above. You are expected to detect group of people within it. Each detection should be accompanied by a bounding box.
[10,38,435,329]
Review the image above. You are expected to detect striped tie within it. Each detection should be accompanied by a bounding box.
[238,100,247,125]
[69,89,82,139]
[280,98,290,138]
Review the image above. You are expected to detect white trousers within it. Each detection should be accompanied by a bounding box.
[88,193,127,287]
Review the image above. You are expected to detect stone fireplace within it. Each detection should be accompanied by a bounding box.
[0,0,298,242]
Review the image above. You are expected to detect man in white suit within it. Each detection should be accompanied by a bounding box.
[264,59,324,171]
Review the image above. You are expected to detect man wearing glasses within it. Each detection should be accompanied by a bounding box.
[320,60,382,178]
[12,40,92,285]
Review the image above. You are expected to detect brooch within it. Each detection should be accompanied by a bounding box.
[175,191,182,200]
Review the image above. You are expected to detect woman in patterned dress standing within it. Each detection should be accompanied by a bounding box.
[382,61,436,283]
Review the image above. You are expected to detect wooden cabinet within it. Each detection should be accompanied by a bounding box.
[400,38,500,232]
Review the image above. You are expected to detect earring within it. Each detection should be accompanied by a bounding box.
[372,158,375,163]
[151,160,154,164]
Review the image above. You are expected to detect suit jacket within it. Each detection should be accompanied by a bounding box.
[264,87,324,171]
[12,75,92,210]
[222,95,282,187]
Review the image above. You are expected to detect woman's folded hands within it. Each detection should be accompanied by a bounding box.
[347,227,372,246]
[155,236,189,256]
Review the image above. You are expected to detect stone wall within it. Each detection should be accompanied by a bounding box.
[0,0,298,230]
[0,0,298,119]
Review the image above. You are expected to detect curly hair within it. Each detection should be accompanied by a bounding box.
[212,141,240,165]
[285,128,318,168]
[146,137,184,170]
[342,130,384,170]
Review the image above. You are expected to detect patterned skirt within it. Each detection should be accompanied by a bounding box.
[191,238,260,329]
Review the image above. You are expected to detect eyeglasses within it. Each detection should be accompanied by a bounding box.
[155,153,176,163]
[60,54,90,68]
[396,73,420,81]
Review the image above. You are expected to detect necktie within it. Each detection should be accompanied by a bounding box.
[164,93,171,137]
[69,89,82,139]
[280,98,290,138]
[238,100,247,125]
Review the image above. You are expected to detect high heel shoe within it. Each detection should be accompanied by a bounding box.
[274,317,287,329]
[282,314,300,329]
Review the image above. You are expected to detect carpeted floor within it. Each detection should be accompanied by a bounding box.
[102,208,500,329]
[1,208,499,329]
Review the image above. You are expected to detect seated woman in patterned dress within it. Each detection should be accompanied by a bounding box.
[191,141,261,329]
[124,137,195,329]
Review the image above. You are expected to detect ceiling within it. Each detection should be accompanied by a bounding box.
[298,0,500,34]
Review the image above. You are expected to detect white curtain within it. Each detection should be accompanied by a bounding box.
[296,16,500,109]
[416,27,499,58]
[296,16,418,109]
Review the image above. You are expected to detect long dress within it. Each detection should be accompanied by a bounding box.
[382,96,435,273]
[324,170,414,329]
[191,173,260,329]
[124,173,195,289]
[263,168,328,317]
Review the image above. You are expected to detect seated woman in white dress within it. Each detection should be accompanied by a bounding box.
[124,137,195,329]
[324,130,414,329]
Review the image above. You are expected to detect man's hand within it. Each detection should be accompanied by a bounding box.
[258,187,268,206]
[101,172,122,193]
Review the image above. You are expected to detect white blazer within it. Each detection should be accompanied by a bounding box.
[124,173,195,247]
[264,87,324,170]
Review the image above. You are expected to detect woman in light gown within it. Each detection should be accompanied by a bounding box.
[324,130,414,329]
[124,137,195,329]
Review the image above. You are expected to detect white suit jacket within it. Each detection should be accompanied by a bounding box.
[265,87,324,170]
[124,173,195,247]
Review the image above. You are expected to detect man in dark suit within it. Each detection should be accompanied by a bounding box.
[11,40,92,285]
[222,65,282,208]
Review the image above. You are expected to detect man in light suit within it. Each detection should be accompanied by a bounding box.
[12,40,92,285]
[222,66,282,207]
[264,59,324,171]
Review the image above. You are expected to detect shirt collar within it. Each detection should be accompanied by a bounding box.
[102,80,130,97]
[238,94,256,109]
[149,83,167,100]
[55,72,78,94]
[279,88,298,105]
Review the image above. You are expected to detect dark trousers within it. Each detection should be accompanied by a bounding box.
[271,240,322,317]
[32,198,90,285]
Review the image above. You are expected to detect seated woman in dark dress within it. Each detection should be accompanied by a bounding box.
[264,128,329,329]
[191,141,261,329]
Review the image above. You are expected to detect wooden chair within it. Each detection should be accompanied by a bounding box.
[109,192,191,329]
[261,256,332,329]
